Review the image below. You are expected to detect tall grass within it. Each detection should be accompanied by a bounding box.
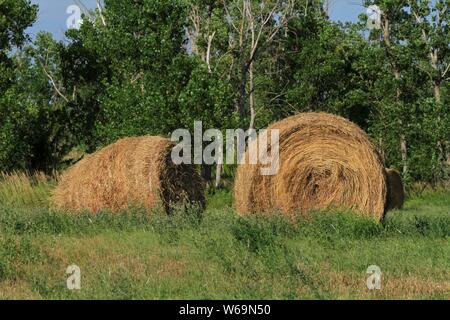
[0,173,448,299]
[0,172,53,208]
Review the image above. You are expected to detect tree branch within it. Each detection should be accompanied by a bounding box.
[96,0,106,26]
[41,63,69,103]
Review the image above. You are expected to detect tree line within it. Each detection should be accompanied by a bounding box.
[0,0,448,187]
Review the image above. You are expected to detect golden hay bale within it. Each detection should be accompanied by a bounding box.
[385,168,405,210]
[52,136,205,213]
[234,112,388,221]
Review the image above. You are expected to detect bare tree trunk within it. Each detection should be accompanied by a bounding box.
[203,28,221,188]
[248,62,256,130]
[379,137,386,166]
[400,134,408,176]
[206,32,215,73]
[433,81,448,175]
[399,124,408,176]
[96,0,106,26]
[383,16,408,177]
[434,82,441,104]
[215,163,222,189]
[237,1,247,124]
[238,61,248,123]
[394,69,408,176]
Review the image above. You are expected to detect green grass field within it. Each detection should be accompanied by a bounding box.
[0,174,448,300]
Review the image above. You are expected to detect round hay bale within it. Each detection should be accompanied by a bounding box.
[385,168,405,210]
[234,112,388,221]
[52,136,205,213]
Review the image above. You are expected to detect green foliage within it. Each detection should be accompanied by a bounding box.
[1,33,78,171]
[0,0,37,90]
[0,0,449,185]
[364,0,450,183]
[0,0,38,170]
[178,59,237,130]
[94,0,193,140]
[276,17,380,129]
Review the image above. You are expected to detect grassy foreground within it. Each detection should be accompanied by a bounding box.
[0,174,448,299]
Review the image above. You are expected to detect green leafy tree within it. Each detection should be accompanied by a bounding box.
[0,0,37,170]
[407,0,450,179]
[61,0,199,144]
[364,0,449,183]
[276,16,380,129]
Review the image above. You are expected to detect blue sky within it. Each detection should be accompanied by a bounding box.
[27,0,367,40]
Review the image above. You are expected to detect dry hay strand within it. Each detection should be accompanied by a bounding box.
[385,168,405,210]
[52,136,205,213]
[234,112,388,222]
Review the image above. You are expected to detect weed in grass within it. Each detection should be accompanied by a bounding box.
[231,214,298,252]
